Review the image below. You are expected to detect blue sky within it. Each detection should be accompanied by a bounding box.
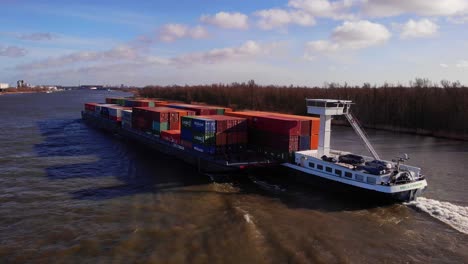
[1,0,468,86]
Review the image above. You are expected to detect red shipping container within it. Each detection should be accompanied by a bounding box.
[243,111,320,137]
[161,130,181,144]
[252,115,301,136]
[169,120,180,130]
[133,107,170,122]
[216,133,227,146]
[84,103,99,112]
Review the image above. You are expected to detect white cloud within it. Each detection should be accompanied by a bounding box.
[399,19,439,38]
[331,20,391,49]
[18,32,56,41]
[159,24,208,42]
[171,40,282,65]
[288,0,356,20]
[200,12,249,30]
[190,25,209,39]
[255,9,315,30]
[362,0,468,17]
[0,45,27,57]
[15,45,139,70]
[456,60,468,67]
[305,20,391,57]
[440,63,449,68]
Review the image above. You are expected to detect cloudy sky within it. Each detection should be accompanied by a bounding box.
[1,0,468,86]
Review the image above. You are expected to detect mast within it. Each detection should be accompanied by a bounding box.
[306,99,380,160]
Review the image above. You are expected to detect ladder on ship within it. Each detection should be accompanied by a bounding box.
[344,112,380,160]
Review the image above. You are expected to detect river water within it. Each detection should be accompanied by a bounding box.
[0,90,466,263]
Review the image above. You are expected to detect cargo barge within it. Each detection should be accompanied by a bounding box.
[81,111,276,173]
[81,99,296,173]
[82,97,428,202]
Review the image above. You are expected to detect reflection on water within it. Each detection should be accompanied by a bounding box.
[0,90,467,263]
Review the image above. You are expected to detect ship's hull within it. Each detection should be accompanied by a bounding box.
[275,164,426,202]
[250,163,426,204]
[81,112,276,174]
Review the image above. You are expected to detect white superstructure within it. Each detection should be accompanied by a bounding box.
[0,83,9,89]
[284,99,428,201]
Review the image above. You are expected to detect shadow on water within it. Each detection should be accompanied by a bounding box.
[34,118,210,200]
[34,118,393,212]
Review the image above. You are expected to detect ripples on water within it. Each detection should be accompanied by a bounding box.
[0,91,467,263]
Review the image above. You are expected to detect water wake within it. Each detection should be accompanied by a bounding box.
[407,197,468,235]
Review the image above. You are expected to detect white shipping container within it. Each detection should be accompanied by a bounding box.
[107,106,125,118]
[95,104,117,115]
[0,83,9,89]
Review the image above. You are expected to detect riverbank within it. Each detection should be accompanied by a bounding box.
[0,91,43,96]
[137,84,468,142]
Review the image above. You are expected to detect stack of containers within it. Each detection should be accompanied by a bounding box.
[226,111,312,155]
[131,107,192,134]
[124,99,170,107]
[122,110,132,128]
[94,104,117,117]
[132,107,167,132]
[180,116,195,149]
[180,115,247,154]
[106,97,126,104]
[124,99,155,107]
[226,111,320,151]
[201,115,247,154]
[191,117,216,154]
[166,103,232,116]
[171,109,196,130]
[247,111,320,151]
[180,116,216,154]
[100,105,131,122]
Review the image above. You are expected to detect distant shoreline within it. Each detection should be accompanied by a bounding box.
[0,91,43,96]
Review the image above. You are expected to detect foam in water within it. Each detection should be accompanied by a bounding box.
[243,213,252,223]
[407,197,468,235]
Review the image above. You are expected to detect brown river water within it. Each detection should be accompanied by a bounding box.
[0,90,467,263]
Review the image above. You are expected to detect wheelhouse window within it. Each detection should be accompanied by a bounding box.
[317,164,323,170]
[344,172,352,178]
[335,169,342,176]
[326,167,332,173]
[309,162,315,168]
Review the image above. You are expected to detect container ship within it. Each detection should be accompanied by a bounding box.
[82,97,427,201]
[282,99,428,201]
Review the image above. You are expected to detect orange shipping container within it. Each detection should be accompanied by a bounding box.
[311,134,319,150]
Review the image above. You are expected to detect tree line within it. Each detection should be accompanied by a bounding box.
[136,79,468,140]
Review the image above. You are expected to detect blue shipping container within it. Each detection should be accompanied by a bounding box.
[192,143,215,154]
[191,118,216,133]
[299,135,311,151]
[181,128,193,140]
